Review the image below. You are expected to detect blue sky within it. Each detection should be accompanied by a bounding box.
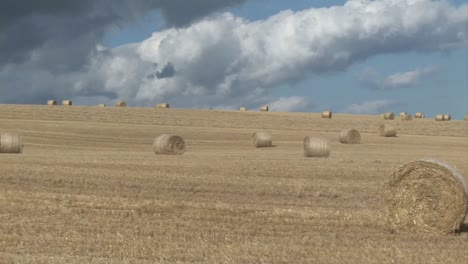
[1,0,467,119]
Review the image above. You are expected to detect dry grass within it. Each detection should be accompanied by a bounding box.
[0,104,467,263]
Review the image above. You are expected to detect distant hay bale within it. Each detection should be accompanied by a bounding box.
[62,100,72,106]
[435,114,444,121]
[401,113,413,121]
[303,137,331,157]
[252,132,272,148]
[0,132,23,154]
[443,114,451,121]
[153,134,185,155]
[415,112,424,118]
[381,159,468,234]
[399,112,408,117]
[98,104,106,107]
[339,129,361,144]
[383,112,395,120]
[115,101,127,107]
[260,105,269,112]
[465,115,468,121]
[47,100,57,106]
[379,124,397,137]
[239,107,247,111]
[322,111,332,119]
[156,103,170,108]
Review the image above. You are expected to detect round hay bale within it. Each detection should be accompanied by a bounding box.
[339,129,361,144]
[62,100,72,106]
[465,115,468,121]
[415,112,424,118]
[156,103,170,108]
[399,112,408,117]
[115,101,127,107]
[260,105,269,112]
[381,159,468,234]
[98,104,106,107]
[239,107,247,111]
[47,100,57,106]
[379,124,397,137]
[443,114,451,121]
[303,137,330,157]
[435,114,444,121]
[322,111,332,119]
[401,113,413,121]
[383,112,395,120]
[252,132,272,148]
[153,134,185,155]
[0,132,23,154]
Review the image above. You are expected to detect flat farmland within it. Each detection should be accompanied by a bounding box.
[0,104,467,263]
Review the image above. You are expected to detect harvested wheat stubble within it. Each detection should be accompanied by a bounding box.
[401,113,413,121]
[339,129,361,144]
[322,111,332,118]
[381,159,468,234]
[239,107,247,111]
[443,114,451,121]
[115,101,127,107]
[156,103,170,108]
[62,100,72,106]
[415,112,425,118]
[252,132,272,148]
[0,132,23,154]
[260,105,269,112]
[379,124,397,137]
[303,137,330,157]
[383,112,395,120]
[435,114,444,121]
[153,134,185,155]
[47,100,57,106]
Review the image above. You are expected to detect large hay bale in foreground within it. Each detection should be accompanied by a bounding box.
[339,129,361,144]
[62,100,72,106]
[156,103,170,108]
[443,114,451,121]
[322,111,332,119]
[0,132,23,154]
[401,113,413,121]
[260,105,269,112]
[383,112,395,120]
[47,100,57,106]
[435,114,444,121]
[115,101,127,107]
[415,112,424,118]
[252,132,272,148]
[303,137,330,157]
[381,159,468,234]
[379,124,397,137]
[153,134,185,155]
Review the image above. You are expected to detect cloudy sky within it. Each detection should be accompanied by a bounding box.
[1,0,467,118]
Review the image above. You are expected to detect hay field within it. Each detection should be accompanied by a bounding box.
[0,104,467,264]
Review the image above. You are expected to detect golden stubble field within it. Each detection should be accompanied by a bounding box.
[0,104,467,264]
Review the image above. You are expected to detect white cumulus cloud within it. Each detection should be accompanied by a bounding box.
[268,96,311,112]
[345,99,397,114]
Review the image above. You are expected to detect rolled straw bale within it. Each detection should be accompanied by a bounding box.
[322,111,332,119]
[443,114,451,121]
[465,115,468,121]
[157,103,170,108]
[260,105,269,112]
[62,100,72,106]
[47,100,57,106]
[115,101,127,107]
[239,107,247,111]
[415,112,424,118]
[379,124,397,137]
[303,137,330,157]
[401,113,413,121]
[153,134,185,155]
[339,129,361,144]
[435,114,444,121]
[399,112,408,117]
[0,132,23,154]
[252,132,272,148]
[381,159,468,234]
[383,112,395,120]
[98,104,106,107]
